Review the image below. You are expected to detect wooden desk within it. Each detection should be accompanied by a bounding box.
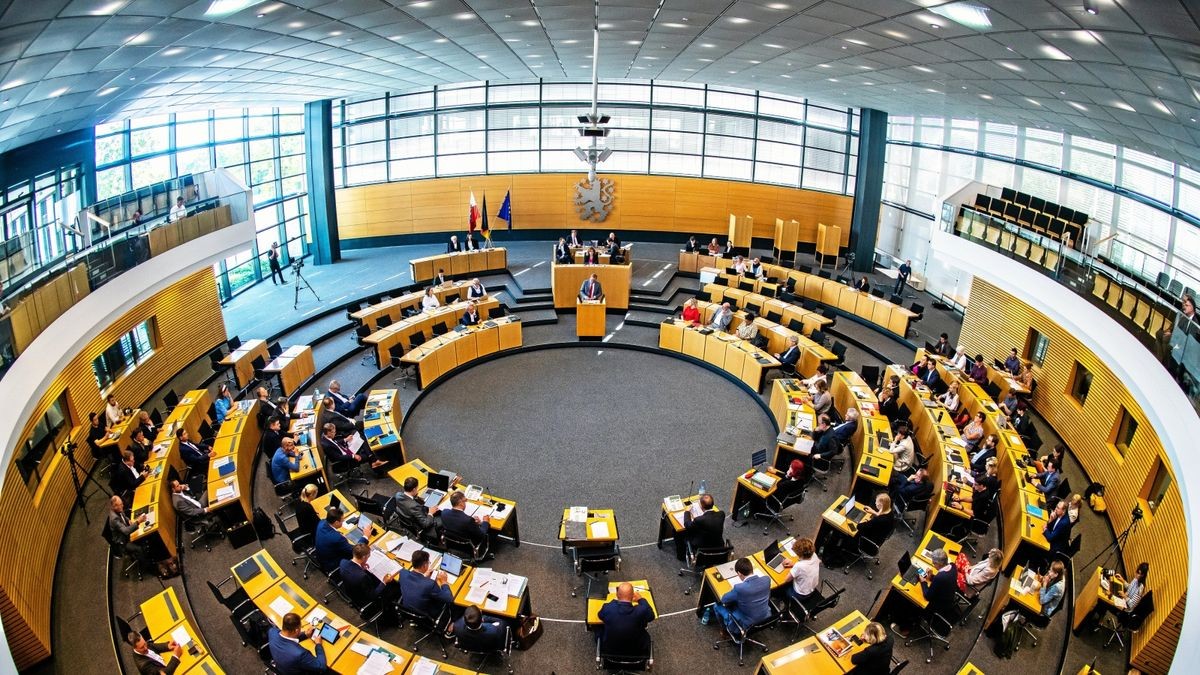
[586,580,657,626]
[453,567,533,620]
[95,408,140,453]
[140,586,189,641]
[659,319,781,392]
[656,493,710,559]
[207,402,261,521]
[402,657,476,674]
[254,578,318,625]
[679,250,719,274]
[559,508,618,551]
[363,296,500,367]
[552,264,631,310]
[696,543,795,617]
[363,389,406,459]
[886,531,962,611]
[570,244,632,265]
[821,495,872,538]
[703,283,832,338]
[330,633,413,674]
[696,295,833,375]
[261,345,315,397]
[576,299,607,338]
[400,315,522,389]
[984,565,1044,628]
[220,339,269,389]
[351,281,475,328]
[232,549,288,599]
[731,468,781,522]
[409,248,506,282]
[1072,566,1124,630]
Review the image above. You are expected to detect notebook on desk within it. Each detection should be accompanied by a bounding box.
[860,464,881,478]
[363,425,385,440]
[563,520,587,540]
[234,558,262,584]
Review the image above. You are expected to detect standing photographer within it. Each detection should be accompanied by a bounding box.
[268,242,285,285]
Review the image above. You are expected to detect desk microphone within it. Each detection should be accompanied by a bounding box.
[688,480,694,499]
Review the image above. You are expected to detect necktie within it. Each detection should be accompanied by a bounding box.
[589,283,595,299]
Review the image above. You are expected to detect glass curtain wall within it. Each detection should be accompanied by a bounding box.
[0,165,84,294]
[93,107,308,301]
[881,116,1200,297]
[331,80,860,196]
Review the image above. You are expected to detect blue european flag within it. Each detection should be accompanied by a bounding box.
[498,190,512,229]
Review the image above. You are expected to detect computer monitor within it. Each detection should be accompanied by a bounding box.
[751,448,767,468]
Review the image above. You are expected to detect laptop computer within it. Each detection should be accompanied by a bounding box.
[329,494,342,513]
[762,540,786,572]
[440,552,464,577]
[428,472,450,493]
[898,554,921,585]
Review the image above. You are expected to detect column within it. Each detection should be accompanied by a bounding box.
[304,100,340,265]
[849,108,887,273]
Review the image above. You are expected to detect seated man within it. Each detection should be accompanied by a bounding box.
[1004,347,1022,375]
[319,395,360,437]
[579,273,604,301]
[447,234,462,253]
[107,494,147,554]
[597,582,654,658]
[111,450,147,502]
[451,605,508,652]
[169,479,211,525]
[398,549,454,619]
[683,236,698,253]
[568,229,582,247]
[327,379,366,417]
[890,466,933,508]
[813,409,858,459]
[460,301,481,326]
[891,549,958,636]
[339,542,400,608]
[268,612,326,674]
[884,426,915,475]
[1032,458,1062,496]
[681,494,725,560]
[932,332,953,357]
[709,302,733,332]
[440,490,492,557]
[128,427,152,470]
[318,422,386,471]
[714,558,773,635]
[126,630,184,675]
[554,237,571,264]
[176,428,211,475]
[314,507,363,573]
[775,336,801,371]
[393,476,440,541]
[270,437,303,486]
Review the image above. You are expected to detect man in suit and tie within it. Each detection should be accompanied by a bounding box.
[440,491,493,559]
[176,428,211,474]
[107,494,147,553]
[340,543,401,608]
[434,268,448,285]
[597,582,654,658]
[267,612,326,674]
[1043,499,1073,559]
[714,558,773,635]
[775,336,801,371]
[128,427,152,470]
[710,302,733,332]
[315,507,363,573]
[461,302,481,326]
[568,229,582,247]
[681,493,725,560]
[398,549,454,619]
[813,409,858,459]
[170,479,208,519]
[319,422,385,471]
[447,235,462,253]
[319,396,360,437]
[327,379,366,417]
[393,477,440,541]
[579,274,604,301]
[920,358,942,391]
[111,451,147,503]
[450,606,508,652]
[555,237,571,264]
[126,631,184,675]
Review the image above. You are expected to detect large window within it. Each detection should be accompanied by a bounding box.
[13,391,70,486]
[332,80,859,195]
[92,318,157,390]
[93,108,309,302]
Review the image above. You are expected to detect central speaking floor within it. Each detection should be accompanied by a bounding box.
[399,345,780,545]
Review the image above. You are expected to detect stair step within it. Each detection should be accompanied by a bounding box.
[624,310,669,328]
[513,308,559,326]
[628,302,674,314]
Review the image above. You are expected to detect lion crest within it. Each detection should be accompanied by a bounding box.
[573,177,615,222]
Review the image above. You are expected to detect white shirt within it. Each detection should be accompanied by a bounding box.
[965,560,998,586]
[940,391,960,412]
[951,353,968,370]
[170,203,186,221]
[468,283,486,298]
[790,555,821,596]
[422,295,441,311]
[179,492,203,510]
[888,436,915,472]
[106,403,123,426]
[139,649,166,666]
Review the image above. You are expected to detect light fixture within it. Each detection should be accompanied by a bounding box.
[912,65,934,73]
[521,20,538,26]
[662,22,687,28]
[1041,45,1072,60]
[287,21,303,28]
[454,12,473,19]
[1083,0,1098,15]
[204,0,267,17]
[728,17,749,24]
[98,87,118,96]
[764,43,784,49]
[91,1,127,15]
[163,47,185,56]
[929,3,992,30]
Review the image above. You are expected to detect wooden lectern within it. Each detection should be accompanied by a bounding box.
[576,299,607,339]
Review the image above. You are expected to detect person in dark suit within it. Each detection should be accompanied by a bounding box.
[268,612,326,674]
[722,240,734,256]
[597,582,654,657]
[1010,402,1034,440]
[464,233,479,251]
[169,479,208,520]
[969,434,998,473]
[126,631,184,675]
[327,379,366,417]
[1043,498,1073,559]
[86,412,108,461]
[319,422,385,471]
[555,237,571,264]
[854,493,895,548]
[450,605,508,652]
[176,428,211,474]
[813,409,858,459]
[849,622,893,675]
[393,477,440,541]
[339,543,400,608]
[775,336,801,371]
[254,386,280,430]
[128,427,152,470]
[854,275,870,293]
[460,302,481,326]
[683,236,699,253]
[111,451,147,502]
[294,484,321,538]
[714,558,773,634]
[314,507,362,572]
[932,333,953,357]
[579,274,604,301]
[434,268,448,286]
[447,235,462,253]
[681,494,725,559]
[568,229,582,247]
[261,417,288,461]
[135,410,159,445]
[107,494,146,552]
[318,397,359,438]
[891,548,956,636]
[891,467,933,507]
[441,491,492,556]
[398,549,453,618]
[581,246,600,265]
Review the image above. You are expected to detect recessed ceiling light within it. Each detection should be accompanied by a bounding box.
[764,43,784,49]
[211,54,224,61]
[1112,101,1135,112]
[780,74,791,78]
[204,0,268,18]
[48,87,68,98]
[883,30,908,40]
[627,40,641,45]
[645,56,658,60]
[1151,99,1172,115]
[663,22,688,28]
[998,61,1022,72]
[929,3,992,30]
[455,12,473,19]
[1083,0,1098,15]
[1068,101,1087,111]
[527,54,541,58]
[329,30,342,36]
[980,94,993,100]
[129,76,136,80]
[98,87,118,96]
[844,38,868,46]
[434,38,447,43]
[561,39,578,44]
[750,60,761,64]
[818,63,830,68]
[701,43,715,48]
[1059,90,1066,95]
[698,58,713,62]
[521,20,538,26]
[408,1,431,7]
[125,33,150,44]
[163,47,184,56]
[926,88,939,93]
[728,17,749,24]
[1025,98,1040,105]
[1040,45,1072,60]
[728,70,738,74]
[827,78,838,82]
[92,1,127,15]
[478,54,488,59]
[767,3,789,9]
[598,22,613,29]
[288,21,303,28]
[913,65,934,73]
[858,65,872,70]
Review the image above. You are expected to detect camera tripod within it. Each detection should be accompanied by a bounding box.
[292,266,320,310]
[835,252,857,284]
[62,442,108,525]
[1084,506,1142,571]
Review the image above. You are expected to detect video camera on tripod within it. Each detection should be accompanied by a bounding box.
[291,258,304,276]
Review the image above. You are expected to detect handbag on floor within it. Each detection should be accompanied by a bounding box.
[514,614,543,650]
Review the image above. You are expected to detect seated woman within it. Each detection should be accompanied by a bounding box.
[1065,493,1083,524]
[939,381,968,426]
[963,548,1004,591]
[1016,363,1035,389]
[805,379,832,418]
[855,493,895,546]
[706,237,722,255]
[294,483,321,537]
[961,412,986,451]
[1037,444,1066,473]
[421,286,441,311]
[877,386,900,422]
[582,246,600,265]
[854,276,870,293]
[849,622,892,675]
[681,297,702,326]
[733,255,748,276]
[774,460,808,500]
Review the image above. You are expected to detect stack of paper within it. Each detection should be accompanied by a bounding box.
[357,650,394,675]
[395,539,423,561]
[268,596,294,619]
[215,485,237,503]
[410,657,439,675]
[366,549,402,581]
[170,626,193,650]
[589,521,611,539]
[569,506,588,522]
[505,574,528,598]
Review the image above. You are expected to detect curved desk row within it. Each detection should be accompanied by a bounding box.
[387,458,520,545]
[399,315,523,390]
[702,283,832,337]
[363,297,500,368]
[689,298,835,376]
[827,373,896,498]
[409,248,507,283]
[220,339,271,389]
[207,400,262,522]
[130,389,213,559]
[137,587,223,674]
[657,319,781,392]
[350,280,479,328]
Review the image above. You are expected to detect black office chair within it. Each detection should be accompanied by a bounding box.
[802,299,818,311]
[102,519,152,581]
[596,636,652,673]
[950,512,992,557]
[777,579,843,639]
[181,512,223,551]
[432,323,449,337]
[328,455,370,491]
[681,539,734,595]
[753,482,805,534]
[267,341,283,359]
[871,288,884,298]
[842,534,886,579]
[896,493,931,536]
[1098,590,1154,650]
[860,364,881,388]
[458,625,513,674]
[810,329,828,347]
[788,318,806,334]
[955,574,996,626]
[910,302,925,322]
[272,479,298,516]
[571,542,621,598]
[162,389,180,415]
[890,293,903,305]
[489,305,508,319]
[390,345,416,389]
[696,290,712,302]
[713,608,779,666]
[395,603,450,658]
[830,341,847,366]
[905,611,953,663]
[442,530,490,565]
[821,307,837,328]
[227,336,242,351]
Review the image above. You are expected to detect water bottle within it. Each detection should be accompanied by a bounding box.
[313,387,320,402]
[698,480,708,496]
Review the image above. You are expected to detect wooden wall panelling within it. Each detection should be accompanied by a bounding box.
[0,269,226,669]
[959,277,1185,675]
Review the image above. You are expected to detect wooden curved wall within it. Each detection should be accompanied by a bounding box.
[0,270,225,669]
[960,277,1184,675]
[335,173,853,244]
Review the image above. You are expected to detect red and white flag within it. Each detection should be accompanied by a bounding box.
[468,191,479,233]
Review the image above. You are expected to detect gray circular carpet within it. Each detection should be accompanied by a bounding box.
[400,345,779,545]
